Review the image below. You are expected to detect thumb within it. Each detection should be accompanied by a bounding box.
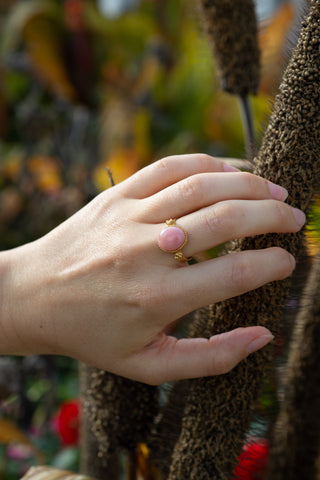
[136,327,274,385]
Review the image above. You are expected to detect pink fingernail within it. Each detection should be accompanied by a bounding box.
[268,182,288,201]
[223,164,240,172]
[247,334,274,355]
[292,207,306,227]
[288,253,296,270]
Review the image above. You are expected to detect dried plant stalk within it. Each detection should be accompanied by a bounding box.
[80,364,158,479]
[166,2,320,478]
[267,248,320,480]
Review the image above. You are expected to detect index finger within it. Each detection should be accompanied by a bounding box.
[119,154,239,199]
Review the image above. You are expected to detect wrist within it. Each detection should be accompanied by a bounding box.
[0,249,15,354]
[0,242,55,356]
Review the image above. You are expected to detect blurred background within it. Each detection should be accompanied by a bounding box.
[0,0,318,478]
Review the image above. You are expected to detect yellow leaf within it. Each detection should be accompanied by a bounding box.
[93,148,139,191]
[1,152,24,181]
[305,230,319,257]
[0,417,44,464]
[28,155,63,193]
[136,443,159,480]
[306,197,320,256]
[0,417,30,445]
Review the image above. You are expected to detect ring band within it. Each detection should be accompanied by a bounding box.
[158,219,192,263]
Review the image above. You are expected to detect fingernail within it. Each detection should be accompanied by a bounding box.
[268,182,288,201]
[292,207,306,227]
[288,252,296,270]
[223,163,240,172]
[247,334,274,355]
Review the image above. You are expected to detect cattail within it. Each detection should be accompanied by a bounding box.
[267,248,320,480]
[199,0,260,95]
[199,0,261,161]
[165,1,320,478]
[80,360,158,478]
[80,365,119,479]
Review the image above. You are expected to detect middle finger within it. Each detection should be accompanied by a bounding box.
[140,172,288,223]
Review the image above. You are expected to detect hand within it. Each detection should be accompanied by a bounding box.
[2,154,305,385]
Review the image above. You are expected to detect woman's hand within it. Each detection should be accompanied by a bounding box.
[1,154,305,385]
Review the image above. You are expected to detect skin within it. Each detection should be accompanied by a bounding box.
[0,154,305,385]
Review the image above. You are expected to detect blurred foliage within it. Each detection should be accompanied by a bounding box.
[0,356,79,478]
[0,0,318,479]
[0,0,301,249]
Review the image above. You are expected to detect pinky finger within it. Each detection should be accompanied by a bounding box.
[165,247,296,321]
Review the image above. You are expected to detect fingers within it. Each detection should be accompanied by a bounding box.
[161,248,295,320]
[179,199,305,257]
[128,327,274,385]
[120,154,235,199]
[140,172,288,222]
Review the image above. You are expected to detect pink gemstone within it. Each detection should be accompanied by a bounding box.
[158,226,186,252]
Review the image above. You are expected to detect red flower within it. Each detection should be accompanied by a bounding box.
[233,439,269,480]
[54,399,80,445]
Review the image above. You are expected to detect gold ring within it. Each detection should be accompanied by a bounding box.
[158,218,192,263]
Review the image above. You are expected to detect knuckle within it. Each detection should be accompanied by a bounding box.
[155,156,172,172]
[129,284,156,313]
[131,281,169,315]
[197,153,215,169]
[228,257,254,289]
[211,349,236,375]
[210,328,247,375]
[242,172,260,195]
[110,247,142,277]
[204,201,236,234]
[273,201,289,225]
[178,175,203,202]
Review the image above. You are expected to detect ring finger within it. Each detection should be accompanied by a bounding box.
[157,200,305,259]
